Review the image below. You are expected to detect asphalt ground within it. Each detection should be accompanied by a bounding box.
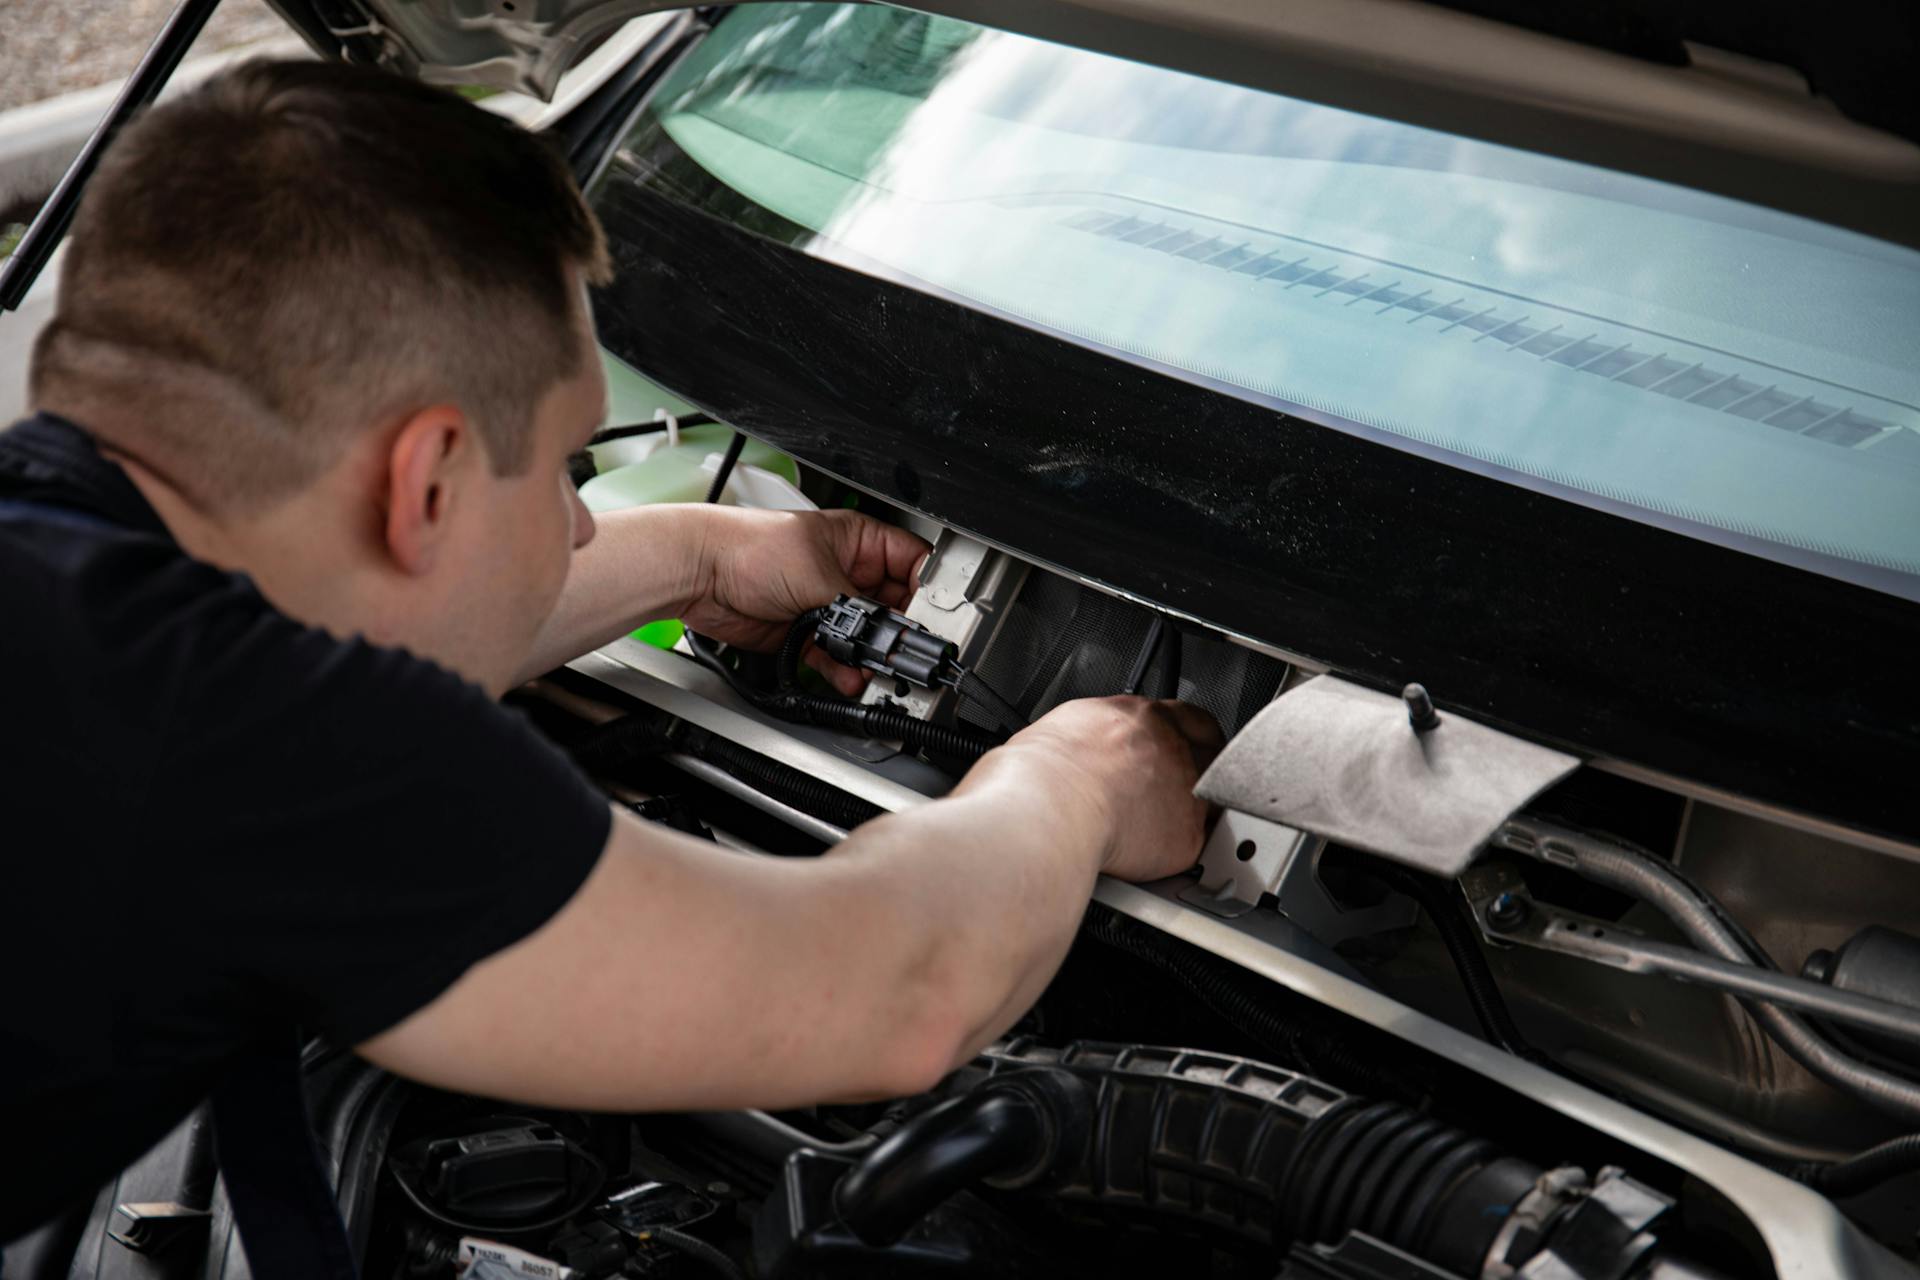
[0,0,289,114]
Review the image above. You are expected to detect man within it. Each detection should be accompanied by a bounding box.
[0,60,1218,1251]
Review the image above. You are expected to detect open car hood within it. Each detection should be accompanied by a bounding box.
[273,0,1920,248]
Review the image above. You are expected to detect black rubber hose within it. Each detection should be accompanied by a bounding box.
[1377,867,1543,1062]
[878,1041,1717,1280]
[1081,903,1417,1101]
[834,1091,1048,1246]
[590,413,714,445]
[645,1226,746,1280]
[1276,1097,1528,1273]
[1795,1133,1920,1197]
[904,1042,1528,1268]
[570,705,677,765]
[683,1110,876,1164]
[695,612,1003,762]
[766,694,1002,761]
[768,611,1004,759]
[684,629,767,705]
[704,430,748,504]
[569,709,885,832]
[775,607,829,690]
[1290,1100,1407,1245]
[1123,614,1166,695]
[954,668,1028,732]
[680,726,886,832]
[1123,614,1182,699]
[1143,624,1182,701]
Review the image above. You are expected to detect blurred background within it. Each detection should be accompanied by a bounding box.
[1,0,295,254]
[0,0,285,112]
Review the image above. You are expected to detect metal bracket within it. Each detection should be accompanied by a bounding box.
[919,535,994,613]
[862,530,1028,723]
[1178,813,1419,945]
[109,1202,212,1255]
[1483,1166,1669,1280]
[1272,843,1420,945]
[1179,812,1309,918]
[1466,883,1920,1047]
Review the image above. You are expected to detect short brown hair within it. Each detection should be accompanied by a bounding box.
[30,60,611,510]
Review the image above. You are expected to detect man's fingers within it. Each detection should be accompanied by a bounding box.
[804,645,870,696]
[871,579,914,611]
[831,510,930,600]
[1150,699,1225,754]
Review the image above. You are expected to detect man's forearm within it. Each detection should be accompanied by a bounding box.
[514,505,713,684]
[823,750,1112,1082]
[360,751,1113,1112]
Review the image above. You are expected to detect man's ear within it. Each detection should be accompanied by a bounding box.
[383,405,473,576]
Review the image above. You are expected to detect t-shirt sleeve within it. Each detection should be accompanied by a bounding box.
[140,571,613,1046]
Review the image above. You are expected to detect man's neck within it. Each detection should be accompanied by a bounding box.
[108,445,382,642]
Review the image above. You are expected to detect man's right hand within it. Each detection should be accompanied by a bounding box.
[966,696,1224,882]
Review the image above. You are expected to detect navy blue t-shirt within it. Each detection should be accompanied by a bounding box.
[0,415,611,1242]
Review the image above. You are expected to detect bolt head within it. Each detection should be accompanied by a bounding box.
[1487,891,1530,930]
[1402,682,1440,732]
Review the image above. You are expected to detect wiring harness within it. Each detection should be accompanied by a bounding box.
[683,599,1018,764]
[684,435,1018,761]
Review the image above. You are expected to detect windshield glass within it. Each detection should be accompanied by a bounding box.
[627,2,1920,597]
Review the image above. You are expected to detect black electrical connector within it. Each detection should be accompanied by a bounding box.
[687,597,1018,759]
[814,596,957,689]
[804,596,1026,733]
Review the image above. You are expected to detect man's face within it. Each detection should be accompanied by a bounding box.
[440,316,607,693]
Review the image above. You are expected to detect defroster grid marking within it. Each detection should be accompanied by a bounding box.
[1060,208,1903,453]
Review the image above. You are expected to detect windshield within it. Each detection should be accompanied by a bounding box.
[627,2,1920,597]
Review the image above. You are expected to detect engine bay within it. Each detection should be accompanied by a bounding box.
[63,447,1908,1280]
[308,451,1920,1280]
[11,4,1920,1276]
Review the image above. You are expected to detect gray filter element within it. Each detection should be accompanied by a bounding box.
[1196,675,1578,877]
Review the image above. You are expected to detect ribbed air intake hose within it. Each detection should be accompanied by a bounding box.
[1277,1098,1535,1274]
[822,1040,1716,1279]
[834,1073,1085,1246]
[914,1041,1524,1263]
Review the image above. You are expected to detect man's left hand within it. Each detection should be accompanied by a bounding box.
[683,506,930,695]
